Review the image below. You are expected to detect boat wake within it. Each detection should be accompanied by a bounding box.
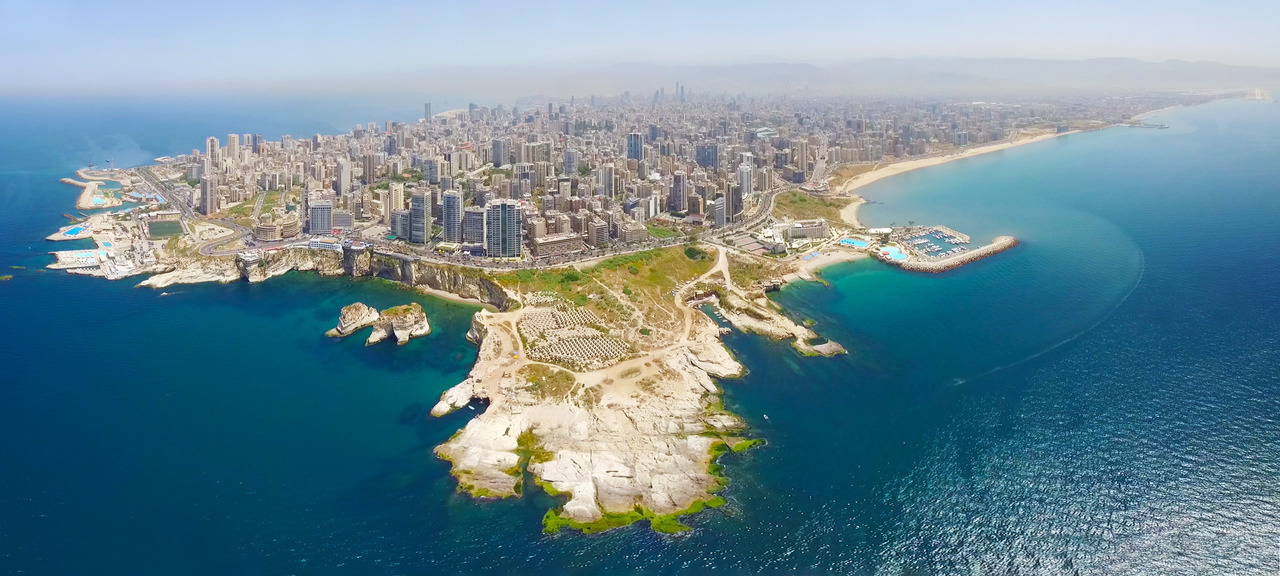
[951,246,1147,387]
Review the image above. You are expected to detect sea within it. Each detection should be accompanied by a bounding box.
[1,95,1278,575]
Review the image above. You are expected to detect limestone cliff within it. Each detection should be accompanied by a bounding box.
[241,248,344,283]
[362,253,510,310]
[139,255,240,288]
[137,246,511,312]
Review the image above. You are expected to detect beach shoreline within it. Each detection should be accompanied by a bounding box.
[834,130,1081,228]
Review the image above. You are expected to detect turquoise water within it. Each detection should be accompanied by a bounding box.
[2,97,1279,574]
[879,246,908,260]
[840,238,870,248]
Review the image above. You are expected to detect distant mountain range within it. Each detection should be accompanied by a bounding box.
[387,58,1280,100]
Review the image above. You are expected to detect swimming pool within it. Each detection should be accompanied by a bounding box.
[879,246,908,261]
[102,242,113,247]
[92,198,104,205]
[64,226,84,236]
[840,238,870,248]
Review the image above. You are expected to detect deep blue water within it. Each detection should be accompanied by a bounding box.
[2,97,1279,575]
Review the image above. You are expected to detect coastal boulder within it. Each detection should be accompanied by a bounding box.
[326,302,380,337]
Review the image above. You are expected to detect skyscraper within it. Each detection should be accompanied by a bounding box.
[386,182,404,224]
[737,162,754,200]
[712,196,726,228]
[563,148,579,176]
[424,102,432,121]
[226,134,239,164]
[442,191,463,243]
[336,159,352,196]
[484,199,522,258]
[462,206,486,244]
[409,191,429,244]
[491,138,510,167]
[695,142,720,169]
[200,172,219,215]
[205,136,220,165]
[308,199,333,234]
[670,171,687,213]
[626,132,644,161]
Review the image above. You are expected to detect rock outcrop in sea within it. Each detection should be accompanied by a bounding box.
[325,302,379,337]
[366,303,431,345]
[326,301,431,345]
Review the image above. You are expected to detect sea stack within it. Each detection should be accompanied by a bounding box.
[367,302,431,345]
[325,302,380,337]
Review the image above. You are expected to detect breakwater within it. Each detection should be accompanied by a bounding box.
[891,236,1020,273]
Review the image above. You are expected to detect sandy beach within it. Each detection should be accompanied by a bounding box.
[833,131,1077,227]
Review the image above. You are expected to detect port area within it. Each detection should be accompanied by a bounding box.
[834,225,1019,273]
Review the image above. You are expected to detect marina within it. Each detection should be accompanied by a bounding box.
[828,224,1017,273]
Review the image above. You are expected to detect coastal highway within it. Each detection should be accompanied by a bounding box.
[138,167,195,220]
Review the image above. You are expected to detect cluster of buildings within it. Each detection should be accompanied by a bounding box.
[169,92,1169,261]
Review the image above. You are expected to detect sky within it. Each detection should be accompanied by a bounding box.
[3,0,1278,93]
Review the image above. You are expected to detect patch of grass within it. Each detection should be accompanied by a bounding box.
[521,365,577,401]
[646,224,680,239]
[771,190,852,223]
[732,439,764,452]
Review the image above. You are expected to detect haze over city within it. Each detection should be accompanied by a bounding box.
[4,0,1280,94]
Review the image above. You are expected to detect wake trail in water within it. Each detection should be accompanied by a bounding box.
[952,246,1147,387]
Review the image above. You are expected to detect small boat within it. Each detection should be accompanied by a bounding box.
[763,414,770,420]
[160,292,170,297]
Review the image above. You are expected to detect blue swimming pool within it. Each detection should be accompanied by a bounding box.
[102,242,113,247]
[879,246,908,261]
[840,238,870,248]
[92,198,104,205]
[64,226,84,236]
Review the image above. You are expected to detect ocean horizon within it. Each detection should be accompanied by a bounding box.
[2,96,1279,575]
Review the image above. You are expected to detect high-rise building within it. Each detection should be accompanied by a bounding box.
[226,134,239,164]
[563,148,579,176]
[386,182,404,224]
[200,172,219,215]
[462,206,485,243]
[695,142,720,169]
[205,136,220,165]
[362,155,378,185]
[409,191,429,244]
[442,191,463,243]
[728,184,743,222]
[336,159,352,196]
[737,162,753,199]
[308,199,333,234]
[670,171,687,213]
[484,199,522,258]
[712,196,726,228]
[391,209,411,239]
[491,138,510,167]
[626,132,645,161]
[423,158,440,184]
[424,102,432,121]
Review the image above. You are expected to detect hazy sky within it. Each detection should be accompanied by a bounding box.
[3,0,1278,92]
